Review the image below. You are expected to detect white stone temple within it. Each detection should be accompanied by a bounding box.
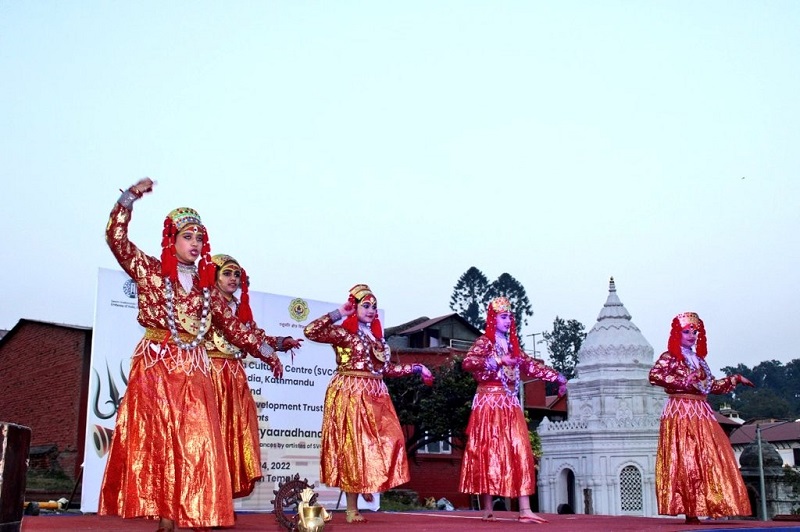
[537,277,666,517]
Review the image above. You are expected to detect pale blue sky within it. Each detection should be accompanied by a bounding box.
[1,2,798,375]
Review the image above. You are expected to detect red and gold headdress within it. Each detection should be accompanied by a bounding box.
[160,207,215,289]
[342,283,383,339]
[485,296,522,358]
[667,311,708,360]
[211,254,253,323]
[211,254,237,270]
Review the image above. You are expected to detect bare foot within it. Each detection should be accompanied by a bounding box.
[519,512,548,523]
[346,509,367,524]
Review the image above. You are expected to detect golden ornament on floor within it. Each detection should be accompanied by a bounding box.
[297,487,331,532]
[272,474,331,532]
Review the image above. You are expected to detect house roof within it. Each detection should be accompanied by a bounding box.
[385,313,482,337]
[0,318,91,349]
[729,420,800,445]
[714,412,743,427]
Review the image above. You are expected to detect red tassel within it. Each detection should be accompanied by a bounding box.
[342,294,359,333]
[342,314,358,334]
[160,218,177,282]
[696,321,708,358]
[238,268,254,323]
[668,317,685,361]
[198,233,216,289]
[371,317,384,340]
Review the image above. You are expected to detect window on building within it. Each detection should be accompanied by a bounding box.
[619,465,643,513]
[427,330,440,348]
[793,447,800,466]
[418,432,452,455]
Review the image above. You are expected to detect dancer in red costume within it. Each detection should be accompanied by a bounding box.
[207,254,302,500]
[304,284,434,524]
[99,178,286,532]
[459,297,566,524]
[649,312,753,524]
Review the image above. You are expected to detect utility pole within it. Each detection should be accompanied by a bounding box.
[527,332,543,359]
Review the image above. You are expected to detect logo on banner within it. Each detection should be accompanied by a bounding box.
[288,298,310,322]
[122,279,138,299]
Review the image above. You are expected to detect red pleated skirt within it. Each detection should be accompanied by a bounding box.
[99,339,234,528]
[656,394,751,518]
[209,355,262,498]
[459,385,536,497]
[320,373,410,493]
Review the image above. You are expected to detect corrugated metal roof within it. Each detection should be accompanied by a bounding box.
[729,420,800,445]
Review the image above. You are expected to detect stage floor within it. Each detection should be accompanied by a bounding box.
[18,511,800,532]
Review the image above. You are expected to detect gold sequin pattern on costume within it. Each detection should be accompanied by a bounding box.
[461,335,562,386]
[101,200,283,527]
[648,351,738,396]
[304,314,418,378]
[650,352,751,518]
[303,313,414,494]
[106,202,278,363]
[458,336,563,499]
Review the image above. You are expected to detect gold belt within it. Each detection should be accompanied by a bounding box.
[668,393,705,401]
[207,350,239,360]
[337,370,382,379]
[477,383,508,393]
[144,327,196,343]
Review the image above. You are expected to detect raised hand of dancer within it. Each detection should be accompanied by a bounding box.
[736,375,755,387]
[339,300,355,317]
[131,177,155,196]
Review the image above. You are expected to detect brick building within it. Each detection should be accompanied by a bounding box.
[0,319,92,482]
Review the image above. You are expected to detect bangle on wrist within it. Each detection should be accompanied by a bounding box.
[117,188,140,209]
[328,309,342,322]
[259,342,276,359]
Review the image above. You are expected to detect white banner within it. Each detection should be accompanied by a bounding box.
[82,268,380,513]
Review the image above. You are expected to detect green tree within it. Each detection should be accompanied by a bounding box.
[385,356,477,455]
[449,267,490,330]
[714,360,798,420]
[541,316,586,380]
[784,359,800,414]
[487,272,533,344]
[732,387,793,420]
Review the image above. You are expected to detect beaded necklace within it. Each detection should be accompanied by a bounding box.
[357,325,390,376]
[164,276,210,350]
[682,347,713,394]
[494,335,520,397]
